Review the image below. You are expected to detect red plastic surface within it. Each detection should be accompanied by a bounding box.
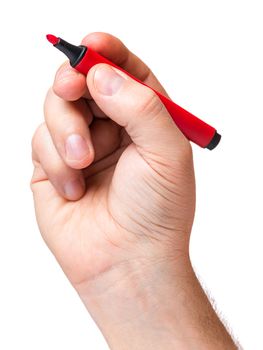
[75,48,216,148]
[46,34,59,45]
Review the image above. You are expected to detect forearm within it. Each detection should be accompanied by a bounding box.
[76,255,237,350]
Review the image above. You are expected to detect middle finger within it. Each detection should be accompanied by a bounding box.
[44,88,95,170]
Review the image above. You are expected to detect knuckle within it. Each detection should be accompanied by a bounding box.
[57,61,70,75]
[136,89,164,118]
[43,87,53,118]
[176,140,194,166]
[54,61,71,85]
[181,141,193,160]
[43,87,55,126]
[31,122,47,152]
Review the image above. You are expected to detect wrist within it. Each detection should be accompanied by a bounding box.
[77,253,193,349]
[75,249,236,349]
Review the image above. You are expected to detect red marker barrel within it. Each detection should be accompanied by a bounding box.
[47,35,221,150]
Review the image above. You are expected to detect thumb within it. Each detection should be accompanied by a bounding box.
[87,64,190,161]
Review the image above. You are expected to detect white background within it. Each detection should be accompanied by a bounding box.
[0,0,262,348]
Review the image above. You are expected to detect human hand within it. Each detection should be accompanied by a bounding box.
[31,32,195,286]
[31,33,235,349]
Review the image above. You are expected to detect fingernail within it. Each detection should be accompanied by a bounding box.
[66,134,89,161]
[64,178,85,200]
[94,65,124,96]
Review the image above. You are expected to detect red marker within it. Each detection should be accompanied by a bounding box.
[46,34,221,150]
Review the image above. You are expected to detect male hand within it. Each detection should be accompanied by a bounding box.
[31,33,236,349]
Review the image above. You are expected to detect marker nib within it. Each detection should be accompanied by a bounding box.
[46,34,59,45]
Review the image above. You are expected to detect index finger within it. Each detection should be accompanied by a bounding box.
[53,32,169,101]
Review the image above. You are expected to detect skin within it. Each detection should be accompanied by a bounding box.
[31,32,237,349]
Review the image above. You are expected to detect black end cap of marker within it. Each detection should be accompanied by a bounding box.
[206,132,221,150]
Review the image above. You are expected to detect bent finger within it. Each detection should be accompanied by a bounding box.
[44,88,95,170]
[53,32,169,102]
[32,123,85,201]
